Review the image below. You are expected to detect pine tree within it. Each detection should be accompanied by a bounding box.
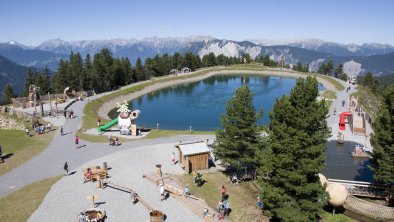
[40,66,51,93]
[215,85,263,170]
[260,76,330,221]
[2,84,14,104]
[24,69,35,96]
[370,85,394,187]
[82,54,94,90]
[135,57,144,81]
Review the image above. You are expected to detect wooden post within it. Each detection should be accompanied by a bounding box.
[48,92,52,115]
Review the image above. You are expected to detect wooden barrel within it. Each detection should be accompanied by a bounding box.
[150,210,164,222]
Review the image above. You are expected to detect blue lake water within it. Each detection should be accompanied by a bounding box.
[108,74,372,182]
[110,75,324,130]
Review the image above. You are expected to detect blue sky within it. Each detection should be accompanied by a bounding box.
[0,0,393,46]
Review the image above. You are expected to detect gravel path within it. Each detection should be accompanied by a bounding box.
[326,79,373,148]
[0,97,214,198]
[28,143,202,222]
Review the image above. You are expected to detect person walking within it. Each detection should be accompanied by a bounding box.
[75,136,80,149]
[64,162,69,176]
[25,127,30,136]
[60,126,64,136]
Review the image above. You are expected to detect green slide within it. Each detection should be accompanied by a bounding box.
[98,117,118,132]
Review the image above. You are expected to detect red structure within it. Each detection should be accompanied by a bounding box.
[339,112,352,130]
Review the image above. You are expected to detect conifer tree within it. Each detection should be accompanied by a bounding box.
[215,85,263,170]
[2,84,14,104]
[260,76,329,221]
[370,85,394,187]
[24,69,35,96]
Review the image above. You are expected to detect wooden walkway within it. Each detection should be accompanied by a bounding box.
[327,179,388,199]
[143,173,230,222]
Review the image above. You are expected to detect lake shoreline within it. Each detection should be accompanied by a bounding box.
[97,68,337,120]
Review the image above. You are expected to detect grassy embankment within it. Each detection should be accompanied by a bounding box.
[176,172,266,222]
[0,114,56,176]
[176,172,354,222]
[0,176,61,222]
[350,86,381,120]
[321,90,337,108]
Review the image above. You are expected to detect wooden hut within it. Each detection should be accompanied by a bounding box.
[175,141,210,173]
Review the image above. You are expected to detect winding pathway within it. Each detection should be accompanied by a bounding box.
[0,97,214,198]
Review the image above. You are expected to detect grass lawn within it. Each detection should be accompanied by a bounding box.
[319,75,345,91]
[0,128,56,176]
[321,90,337,100]
[176,172,266,222]
[77,129,214,143]
[320,211,355,222]
[0,176,61,222]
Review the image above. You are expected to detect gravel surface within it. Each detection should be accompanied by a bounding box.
[28,143,201,222]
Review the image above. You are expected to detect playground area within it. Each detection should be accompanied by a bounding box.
[28,142,216,222]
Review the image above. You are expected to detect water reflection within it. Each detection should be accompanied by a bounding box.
[322,140,373,182]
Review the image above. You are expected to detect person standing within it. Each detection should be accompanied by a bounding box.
[257,196,262,209]
[97,117,101,126]
[0,145,4,163]
[221,185,227,198]
[223,200,230,216]
[183,184,190,197]
[64,162,69,175]
[60,126,64,136]
[25,127,30,136]
[75,136,80,149]
[78,212,86,222]
[171,152,175,165]
[160,184,165,201]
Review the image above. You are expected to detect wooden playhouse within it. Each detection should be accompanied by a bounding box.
[175,141,210,173]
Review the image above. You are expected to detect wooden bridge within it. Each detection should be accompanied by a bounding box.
[328,179,394,221]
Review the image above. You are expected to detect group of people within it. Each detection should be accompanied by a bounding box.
[192,170,203,187]
[64,110,75,119]
[108,135,120,146]
[78,211,103,222]
[216,185,231,219]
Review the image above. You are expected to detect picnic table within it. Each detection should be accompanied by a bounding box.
[83,166,108,181]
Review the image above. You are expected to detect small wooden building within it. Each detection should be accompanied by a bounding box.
[175,141,210,173]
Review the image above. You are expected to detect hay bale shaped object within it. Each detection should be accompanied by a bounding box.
[326,183,348,206]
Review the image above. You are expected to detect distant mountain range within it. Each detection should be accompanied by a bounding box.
[1,36,394,78]
[0,41,67,71]
[0,55,38,101]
